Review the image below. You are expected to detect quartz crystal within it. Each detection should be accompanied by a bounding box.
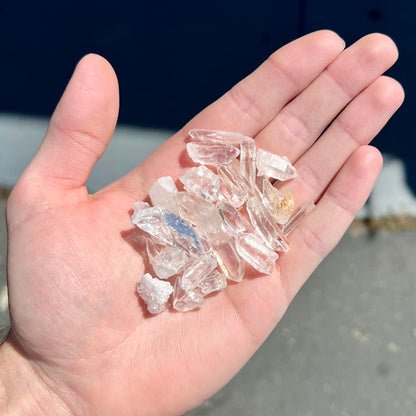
[179,165,220,202]
[149,176,179,214]
[256,149,297,181]
[187,141,240,165]
[152,246,188,279]
[132,128,314,314]
[236,233,279,274]
[173,277,205,312]
[137,273,174,314]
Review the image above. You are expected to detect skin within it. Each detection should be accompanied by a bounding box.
[0,30,404,415]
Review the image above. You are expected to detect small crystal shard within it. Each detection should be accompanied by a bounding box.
[152,246,189,279]
[132,201,150,212]
[181,255,217,291]
[149,176,179,214]
[217,200,250,237]
[217,163,248,208]
[189,128,248,144]
[198,270,227,294]
[179,165,220,202]
[282,201,316,236]
[137,273,174,314]
[173,277,205,312]
[236,233,279,274]
[256,149,297,181]
[187,141,240,165]
[262,180,294,224]
[240,138,257,186]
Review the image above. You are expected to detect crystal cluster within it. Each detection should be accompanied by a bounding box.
[132,129,315,314]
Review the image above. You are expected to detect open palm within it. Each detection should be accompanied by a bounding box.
[2,31,403,415]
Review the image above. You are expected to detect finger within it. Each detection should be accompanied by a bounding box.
[114,30,345,198]
[27,54,119,191]
[280,76,404,203]
[280,145,383,301]
[255,33,399,158]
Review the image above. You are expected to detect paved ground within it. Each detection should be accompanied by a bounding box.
[1,194,416,415]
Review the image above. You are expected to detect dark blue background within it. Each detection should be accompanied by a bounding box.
[0,0,413,189]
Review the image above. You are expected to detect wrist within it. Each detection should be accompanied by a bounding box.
[0,338,72,416]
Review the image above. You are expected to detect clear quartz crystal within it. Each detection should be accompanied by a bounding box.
[137,273,174,314]
[132,201,150,212]
[187,141,240,165]
[179,165,220,202]
[240,138,257,186]
[177,192,222,233]
[262,179,294,224]
[256,149,297,181]
[173,277,205,312]
[236,233,279,274]
[189,128,248,144]
[181,255,217,291]
[148,176,179,214]
[217,163,248,208]
[282,201,316,236]
[217,200,250,237]
[206,228,245,282]
[198,270,227,294]
[153,246,189,279]
[145,238,160,265]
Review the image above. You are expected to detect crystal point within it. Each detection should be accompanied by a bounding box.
[173,277,205,312]
[149,176,179,214]
[152,246,188,279]
[179,165,220,202]
[137,273,174,314]
[256,149,297,181]
[187,141,240,165]
[189,128,248,144]
[198,270,227,294]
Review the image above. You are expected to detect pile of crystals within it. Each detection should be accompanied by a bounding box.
[132,129,315,314]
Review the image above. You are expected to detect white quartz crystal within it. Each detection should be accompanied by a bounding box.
[187,141,240,165]
[137,273,174,314]
[179,165,220,202]
[256,149,297,181]
[152,246,189,279]
[149,176,179,214]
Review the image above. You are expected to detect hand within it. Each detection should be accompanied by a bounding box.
[1,31,403,415]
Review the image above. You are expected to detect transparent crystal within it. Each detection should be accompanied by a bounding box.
[187,141,240,165]
[246,197,289,252]
[145,238,160,265]
[179,165,220,202]
[236,233,279,274]
[152,246,189,279]
[198,270,227,294]
[206,228,245,282]
[148,176,179,214]
[217,163,248,208]
[181,255,217,291]
[189,128,248,144]
[217,200,250,237]
[132,201,150,212]
[282,201,316,236]
[262,179,294,224]
[177,192,222,233]
[137,273,174,314]
[240,138,256,186]
[256,149,297,181]
[173,277,205,312]
[132,206,202,254]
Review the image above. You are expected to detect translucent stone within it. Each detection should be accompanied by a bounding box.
[246,197,289,252]
[189,128,248,144]
[217,200,250,237]
[256,149,297,181]
[198,270,227,294]
[145,238,160,265]
[179,165,220,202]
[152,246,189,279]
[181,255,217,291]
[177,192,222,233]
[132,201,150,212]
[240,138,256,186]
[137,273,174,314]
[132,206,202,254]
[217,163,248,208]
[187,141,240,165]
[206,228,245,282]
[173,277,205,312]
[236,233,279,274]
[282,201,316,236]
[262,179,294,224]
[148,176,179,214]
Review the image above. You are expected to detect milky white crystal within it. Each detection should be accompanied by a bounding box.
[187,141,240,165]
[137,273,174,314]
[256,149,297,181]
[179,165,220,202]
[149,176,179,214]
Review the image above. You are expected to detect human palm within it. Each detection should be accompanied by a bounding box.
[2,31,403,415]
